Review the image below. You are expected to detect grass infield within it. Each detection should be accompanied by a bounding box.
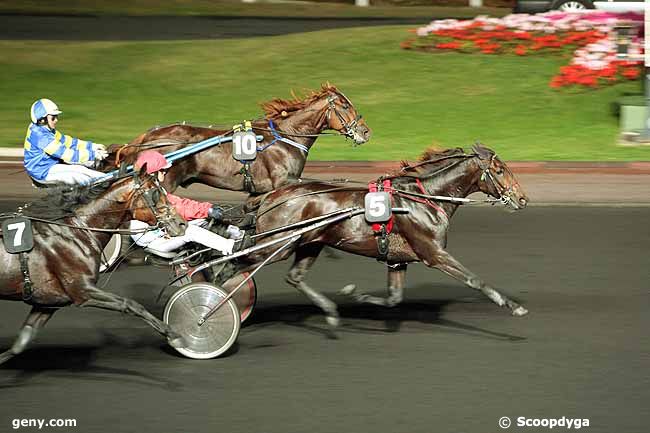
[1,25,647,161]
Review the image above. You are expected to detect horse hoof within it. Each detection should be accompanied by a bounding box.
[168,335,188,349]
[339,284,356,296]
[512,306,529,317]
[326,316,340,328]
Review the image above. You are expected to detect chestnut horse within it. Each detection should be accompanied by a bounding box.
[104,84,371,194]
[238,144,529,326]
[0,171,187,365]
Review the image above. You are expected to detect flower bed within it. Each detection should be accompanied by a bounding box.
[402,11,644,89]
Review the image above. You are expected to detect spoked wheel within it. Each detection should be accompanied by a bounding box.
[99,233,122,273]
[554,0,593,12]
[222,272,257,324]
[163,282,240,359]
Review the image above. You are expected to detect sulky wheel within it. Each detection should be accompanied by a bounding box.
[99,233,123,273]
[163,282,240,359]
[222,272,257,324]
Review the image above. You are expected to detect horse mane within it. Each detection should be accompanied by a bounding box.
[260,83,339,120]
[25,181,113,220]
[417,146,466,162]
[394,146,467,175]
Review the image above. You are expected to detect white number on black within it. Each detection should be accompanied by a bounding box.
[8,222,26,247]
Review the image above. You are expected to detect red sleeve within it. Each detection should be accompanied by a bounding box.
[166,193,212,221]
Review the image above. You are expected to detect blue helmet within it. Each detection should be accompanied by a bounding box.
[30,98,62,124]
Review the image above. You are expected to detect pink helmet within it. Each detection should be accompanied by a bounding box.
[134,150,172,175]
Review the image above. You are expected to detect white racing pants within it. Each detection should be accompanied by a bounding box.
[129,219,235,256]
[45,163,106,184]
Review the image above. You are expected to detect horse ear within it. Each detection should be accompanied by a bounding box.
[119,161,128,176]
[472,142,494,160]
[137,163,148,178]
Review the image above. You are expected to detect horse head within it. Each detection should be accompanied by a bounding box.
[120,167,187,236]
[472,143,528,210]
[263,85,372,145]
[321,85,371,145]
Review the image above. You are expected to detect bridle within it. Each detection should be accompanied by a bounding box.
[325,93,363,141]
[390,152,517,207]
[475,154,516,207]
[131,173,179,229]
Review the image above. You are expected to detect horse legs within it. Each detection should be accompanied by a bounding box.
[428,249,528,316]
[0,307,56,366]
[340,264,407,307]
[285,244,341,327]
[78,286,187,348]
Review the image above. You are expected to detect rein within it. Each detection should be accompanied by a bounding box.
[476,154,515,207]
[131,172,180,231]
[387,152,512,206]
[114,139,194,166]
[257,120,311,154]
[15,216,161,234]
[114,92,363,164]
[1,174,174,236]
[254,93,364,153]
[256,185,366,218]
[326,94,363,141]
[255,153,509,220]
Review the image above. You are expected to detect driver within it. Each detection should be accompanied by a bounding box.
[24,98,109,184]
[129,150,253,256]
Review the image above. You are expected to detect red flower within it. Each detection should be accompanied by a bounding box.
[597,66,616,78]
[622,68,641,79]
[550,76,565,88]
[406,20,642,90]
[581,76,598,87]
[515,31,532,40]
[435,42,462,50]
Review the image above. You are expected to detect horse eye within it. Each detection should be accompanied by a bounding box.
[342,104,349,109]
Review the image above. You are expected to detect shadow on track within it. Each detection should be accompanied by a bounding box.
[0,344,183,391]
[244,282,527,342]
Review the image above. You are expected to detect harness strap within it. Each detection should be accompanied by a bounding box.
[376,225,389,262]
[239,162,256,194]
[368,179,395,233]
[263,120,310,154]
[411,179,449,223]
[368,179,395,262]
[19,252,33,302]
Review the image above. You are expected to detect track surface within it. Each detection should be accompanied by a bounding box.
[0,203,647,433]
[0,15,426,41]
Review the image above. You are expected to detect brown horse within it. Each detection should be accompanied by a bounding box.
[103,84,371,194]
[237,144,529,326]
[0,171,187,365]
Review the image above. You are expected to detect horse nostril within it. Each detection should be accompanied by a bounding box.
[519,197,528,207]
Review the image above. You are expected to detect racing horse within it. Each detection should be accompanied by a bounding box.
[240,144,529,326]
[103,84,372,194]
[0,170,187,365]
